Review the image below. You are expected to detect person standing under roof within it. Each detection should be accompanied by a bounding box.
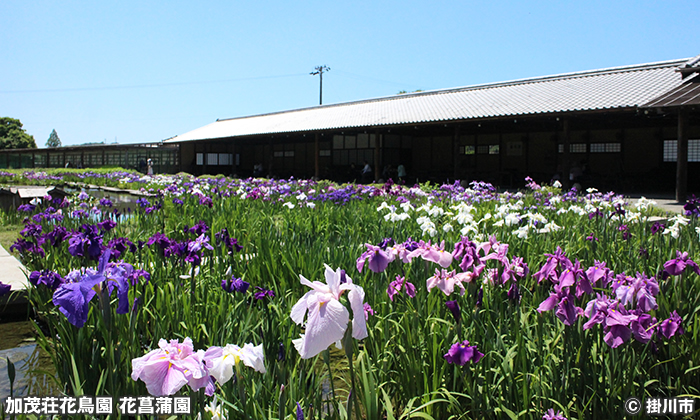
[361,160,372,184]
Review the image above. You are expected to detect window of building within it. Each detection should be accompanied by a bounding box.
[488,145,500,155]
[558,143,587,153]
[590,143,621,153]
[196,153,204,165]
[664,139,700,162]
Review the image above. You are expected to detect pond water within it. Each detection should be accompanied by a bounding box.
[0,321,59,399]
[64,187,146,215]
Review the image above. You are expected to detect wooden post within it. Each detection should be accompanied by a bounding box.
[676,108,688,203]
[374,130,381,182]
[314,132,320,179]
[561,118,570,190]
[453,125,460,181]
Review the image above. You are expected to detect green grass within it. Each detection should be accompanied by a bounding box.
[0,223,21,255]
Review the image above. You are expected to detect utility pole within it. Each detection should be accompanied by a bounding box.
[310,65,330,105]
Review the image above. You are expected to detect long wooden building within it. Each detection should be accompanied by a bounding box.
[167,55,700,197]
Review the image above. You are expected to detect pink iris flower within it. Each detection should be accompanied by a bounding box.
[407,240,453,268]
[131,337,208,396]
[426,269,474,296]
[291,265,368,359]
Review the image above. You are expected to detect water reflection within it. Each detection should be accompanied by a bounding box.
[0,321,59,399]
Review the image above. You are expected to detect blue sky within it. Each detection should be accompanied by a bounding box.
[1,1,698,147]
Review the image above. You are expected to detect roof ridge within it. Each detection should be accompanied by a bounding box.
[215,57,689,123]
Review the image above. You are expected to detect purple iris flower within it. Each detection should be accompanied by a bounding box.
[296,402,304,420]
[585,261,612,287]
[630,312,657,344]
[17,204,36,212]
[99,198,113,207]
[128,269,151,286]
[650,221,665,235]
[377,237,394,250]
[507,283,521,302]
[199,196,213,208]
[68,224,103,260]
[9,238,45,258]
[136,198,150,208]
[356,244,392,273]
[29,270,65,290]
[146,232,172,251]
[363,302,375,320]
[52,250,136,327]
[444,340,484,365]
[52,267,106,327]
[188,220,209,236]
[537,287,579,326]
[104,261,135,315]
[172,197,184,205]
[45,226,70,247]
[253,286,275,300]
[221,276,249,293]
[107,237,136,259]
[542,409,568,420]
[445,300,461,323]
[533,247,569,284]
[663,251,700,276]
[215,228,243,254]
[97,219,117,233]
[501,257,528,285]
[659,311,684,339]
[20,223,42,238]
[387,276,416,301]
[603,306,635,348]
[0,281,10,297]
[452,236,480,272]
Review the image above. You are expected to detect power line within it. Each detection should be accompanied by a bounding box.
[333,69,423,90]
[0,73,308,94]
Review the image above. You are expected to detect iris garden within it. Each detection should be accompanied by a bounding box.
[1,169,699,419]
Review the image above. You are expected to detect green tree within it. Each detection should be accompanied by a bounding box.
[46,129,62,148]
[0,117,37,149]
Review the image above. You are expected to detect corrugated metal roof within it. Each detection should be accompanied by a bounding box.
[167,58,690,143]
[643,75,700,108]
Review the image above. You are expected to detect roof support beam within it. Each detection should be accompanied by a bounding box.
[561,118,571,190]
[374,130,381,182]
[453,125,461,181]
[675,108,688,203]
[314,132,320,179]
